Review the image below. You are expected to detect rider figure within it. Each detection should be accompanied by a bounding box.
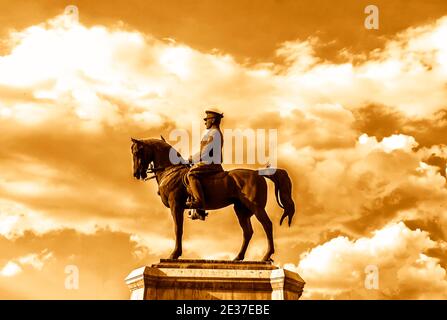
[186,109,224,218]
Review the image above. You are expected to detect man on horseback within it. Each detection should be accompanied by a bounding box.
[186,109,224,220]
[131,124,295,260]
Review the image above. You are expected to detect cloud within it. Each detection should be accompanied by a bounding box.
[0,228,160,299]
[294,222,447,299]
[17,250,53,270]
[354,104,447,148]
[0,249,53,277]
[0,262,22,277]
[274,16,447,118]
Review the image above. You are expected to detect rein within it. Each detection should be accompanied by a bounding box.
[145,162,190,181]
[144,163,165,180]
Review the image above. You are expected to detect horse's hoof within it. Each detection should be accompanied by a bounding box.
[233,256,244,261]
[262,257,274,263]
[168,252,181,260]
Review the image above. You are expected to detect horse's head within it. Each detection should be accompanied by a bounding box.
[131,136,187,180]
[131,138,152,180]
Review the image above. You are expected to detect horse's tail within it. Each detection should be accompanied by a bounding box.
[262,168,295,227]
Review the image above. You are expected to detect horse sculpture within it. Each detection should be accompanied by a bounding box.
[131,137,295,261]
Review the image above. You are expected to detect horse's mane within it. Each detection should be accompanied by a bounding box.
[138,138,184,162]
[139,138,171,150]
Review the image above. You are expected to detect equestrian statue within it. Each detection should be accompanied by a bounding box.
[130,109,295,262]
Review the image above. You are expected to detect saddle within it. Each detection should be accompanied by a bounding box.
[182,165,228,221]
[182,166,228,190]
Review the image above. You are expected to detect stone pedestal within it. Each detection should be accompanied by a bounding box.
[125,259,305,300]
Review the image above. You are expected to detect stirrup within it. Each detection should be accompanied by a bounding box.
[186,198,203,209]
[188,209,208,221]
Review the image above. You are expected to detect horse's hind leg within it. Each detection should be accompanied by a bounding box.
[253,207,274,262]
[233,203,253,261]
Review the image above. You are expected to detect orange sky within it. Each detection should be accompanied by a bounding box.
[0,1,447,299]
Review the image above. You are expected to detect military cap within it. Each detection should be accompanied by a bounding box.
[204,108,224,120]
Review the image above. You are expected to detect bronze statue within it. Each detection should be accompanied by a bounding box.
[130,113,295,262]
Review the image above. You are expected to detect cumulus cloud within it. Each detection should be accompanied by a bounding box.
[273,16,447,119]
[354,104,447,148]
[294,222,447,299]
[0,228,158,299]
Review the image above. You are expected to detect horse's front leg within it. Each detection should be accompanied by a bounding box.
[168,198,184,260]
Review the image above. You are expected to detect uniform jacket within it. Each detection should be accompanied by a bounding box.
[191,128,223,165]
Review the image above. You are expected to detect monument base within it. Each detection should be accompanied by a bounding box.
[125,259,305,300]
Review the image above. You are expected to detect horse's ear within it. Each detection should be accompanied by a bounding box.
[131,138,140,143]
[160,135,166,142]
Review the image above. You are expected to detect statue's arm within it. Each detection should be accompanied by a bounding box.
[199,135,215,160]
[200,129,223,163]
[190,129,221,163]
[190,133,213,163]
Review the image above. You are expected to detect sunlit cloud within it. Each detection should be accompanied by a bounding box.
[0,262,22,277]
[295,222,447,299]
[0,250,53,278]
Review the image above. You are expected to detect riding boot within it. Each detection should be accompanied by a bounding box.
[186,177,207,220]
[186,176,206,208]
